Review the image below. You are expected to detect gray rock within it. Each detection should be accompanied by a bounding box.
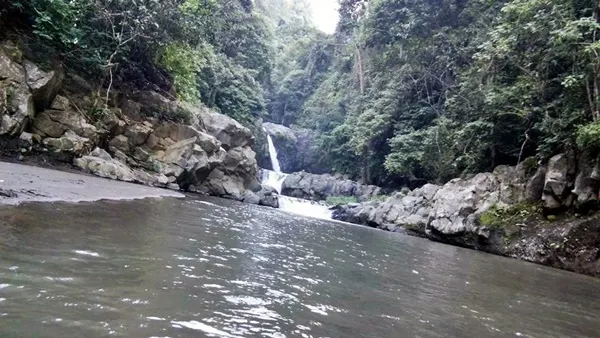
[19,132,33,147]
[0,49,25,83]
[281,171,383,201]
[243,191,261,205]
[526,166,546,202]
[91,147,112,161]
[109,135,130,153]
[132,147,150,162]
[263,122,297,142]
[130,90,178,118]
[33,107,97,139]
[124,123,152,146]
[43,130,91,155]
[120,99,142,120]
[257,186,279,208]
[23,60,63,111]
[428,173,500,236]
[261,123,324,174]
[0,84,34,136]
[199,109,253,149]
[153,122,201,143]
[543,153,575,209]
[101,108,127,135]
[544,154,571,197]
[50,95,70,111]
[74,155,135,182]
[573,154,599,207]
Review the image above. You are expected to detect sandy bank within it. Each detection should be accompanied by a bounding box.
[0,162,184,205]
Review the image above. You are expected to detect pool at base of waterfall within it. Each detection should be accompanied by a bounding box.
[1,196,600,338]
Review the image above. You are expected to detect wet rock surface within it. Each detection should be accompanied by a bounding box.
[333,157,600,277]
[262,122,324,174]
[281,171,383,202]
[0,161,182,205]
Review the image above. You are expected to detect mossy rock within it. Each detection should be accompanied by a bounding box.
[478,203,541,229]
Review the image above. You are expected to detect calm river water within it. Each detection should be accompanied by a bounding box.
[1,196,600,337]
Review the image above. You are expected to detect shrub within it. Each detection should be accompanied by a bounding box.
[576,121,600,150]
[478,203,540,228]
[325,196,358,206]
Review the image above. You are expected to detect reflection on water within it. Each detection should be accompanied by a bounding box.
[0,196,600,337]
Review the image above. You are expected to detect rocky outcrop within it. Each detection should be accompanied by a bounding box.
[333,183,440,234]
[0,41,277,206]
[0,43,37,137]
[23,59,63,111]
[332,154,600,277]
[262,122,323,174]
[263,122,297,172]
[281,171,383,202]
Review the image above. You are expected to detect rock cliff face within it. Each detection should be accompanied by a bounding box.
[262,122,323,174]
[333,156,600,277]
[0,41,276,207]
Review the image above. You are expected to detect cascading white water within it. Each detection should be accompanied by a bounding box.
[263,134,332,220]
[266,134,282,174]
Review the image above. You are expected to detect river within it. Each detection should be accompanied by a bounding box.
[1,196,600,337]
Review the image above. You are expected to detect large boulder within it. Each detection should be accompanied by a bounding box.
[130,90,179,118]
[0,46,36,136]
[525,165,547,202]
[257,185,279,208]
[427,173,500,237]
[542,153,576,210]
[200,109,253,149]
[43,130,92,155]
[74,152,136,182]
[281,171,383,201]
[0,84,35,136]
[23,60,63,111]
[0,47,25,83]
[195,146,260,199]
[333,184,441,233]
[124,122,153,146]
[33,96,98,140]
[572,153,600,208]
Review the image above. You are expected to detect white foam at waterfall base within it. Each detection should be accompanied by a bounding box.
[263,169,287,194]
[262,135,332,220]
[277,196,333,220]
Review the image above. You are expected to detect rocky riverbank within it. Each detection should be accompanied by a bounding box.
[0,40,277,208]
[281,171,385,202]
[0,161,183,205]
[332,155,600,277]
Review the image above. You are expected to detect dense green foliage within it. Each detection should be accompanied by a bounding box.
[262,0,600,188]
[1,0,271,123]
[5,0,600,188]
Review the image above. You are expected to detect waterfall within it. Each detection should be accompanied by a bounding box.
[266,135,282,174]
[262,133,332,220]
[264,134,287,194]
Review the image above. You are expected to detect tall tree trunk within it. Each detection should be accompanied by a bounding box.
[282,101,288,125]
[356,45,365,95]
[361,152,368,184]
